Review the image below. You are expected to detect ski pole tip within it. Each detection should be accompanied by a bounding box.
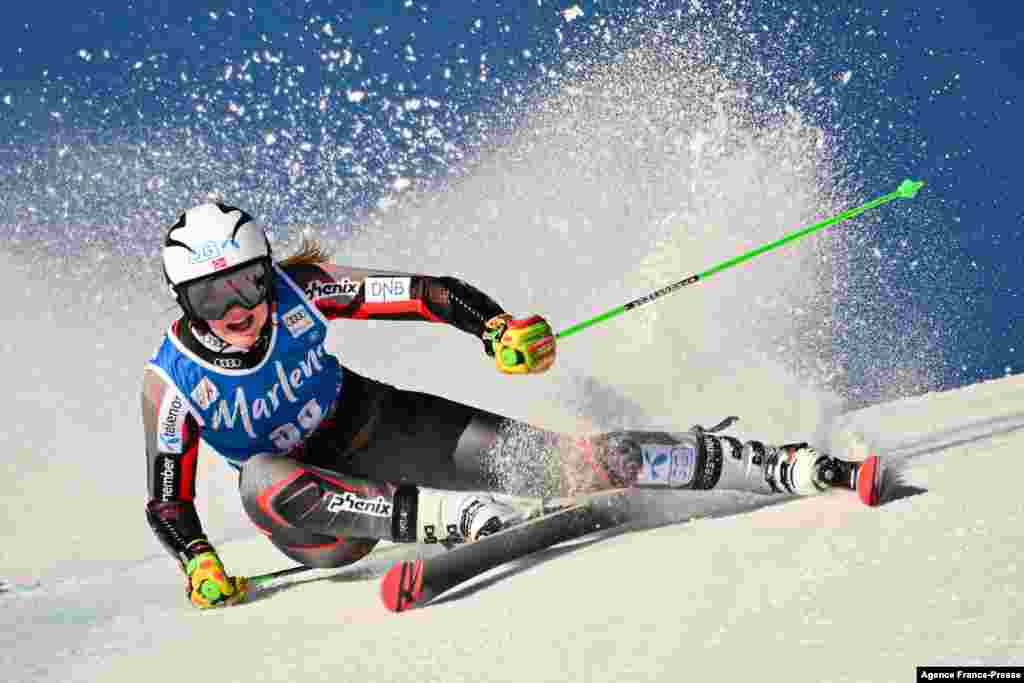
[896,178,924,199]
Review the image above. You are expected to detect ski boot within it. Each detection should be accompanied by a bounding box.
[414,489,543,547]
[739,440,882,506]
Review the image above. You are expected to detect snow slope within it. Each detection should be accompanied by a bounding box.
[4,327,1023,681]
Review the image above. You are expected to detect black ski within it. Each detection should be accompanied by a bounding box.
[380,489,630,612]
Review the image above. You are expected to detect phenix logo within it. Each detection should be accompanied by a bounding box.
[326,492,393,517]
[208,344,330,438]
[304,279,360,300]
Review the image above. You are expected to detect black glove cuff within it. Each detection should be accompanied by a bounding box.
[184,538,214,561]
[482,336,496,357]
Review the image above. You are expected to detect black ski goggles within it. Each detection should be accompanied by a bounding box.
[180,260,270,321]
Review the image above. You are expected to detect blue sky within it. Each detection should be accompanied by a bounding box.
[0,1,1020,395]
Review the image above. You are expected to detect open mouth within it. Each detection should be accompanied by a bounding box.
[225,313,256,334]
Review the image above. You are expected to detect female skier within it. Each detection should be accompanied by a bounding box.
[144,202,865,608]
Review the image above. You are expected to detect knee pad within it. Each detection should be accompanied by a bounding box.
[239,453,394,542]
[239,453,309,531]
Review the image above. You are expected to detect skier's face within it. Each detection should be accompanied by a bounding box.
[206,301,270,349]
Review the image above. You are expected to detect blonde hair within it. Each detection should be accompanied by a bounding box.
[279,238,332,267]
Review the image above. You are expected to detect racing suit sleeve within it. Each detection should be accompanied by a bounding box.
[282,262,507,338]
[141,367,213,572]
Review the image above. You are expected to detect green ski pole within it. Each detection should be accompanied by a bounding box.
[555,178,924,340]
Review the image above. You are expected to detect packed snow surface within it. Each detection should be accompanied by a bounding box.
[2,256,1022,681]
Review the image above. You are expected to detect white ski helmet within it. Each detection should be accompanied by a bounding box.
[162,202,273,320]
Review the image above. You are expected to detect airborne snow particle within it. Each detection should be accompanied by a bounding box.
[562,5,584,22]
[347,90,367,103]
[393,177,411,191]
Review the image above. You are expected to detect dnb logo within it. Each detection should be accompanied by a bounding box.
[189,239,241,264]
[365,277,411,303]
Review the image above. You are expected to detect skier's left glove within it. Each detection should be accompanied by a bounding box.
[185,543,249,609]
[482,314,556,374]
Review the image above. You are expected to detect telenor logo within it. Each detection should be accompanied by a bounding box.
[158,394,186,453]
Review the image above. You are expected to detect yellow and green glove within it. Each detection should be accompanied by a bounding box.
[185,545,249,609]
[482,314,556,374]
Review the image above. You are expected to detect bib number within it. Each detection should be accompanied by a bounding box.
[269,398,324,452]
